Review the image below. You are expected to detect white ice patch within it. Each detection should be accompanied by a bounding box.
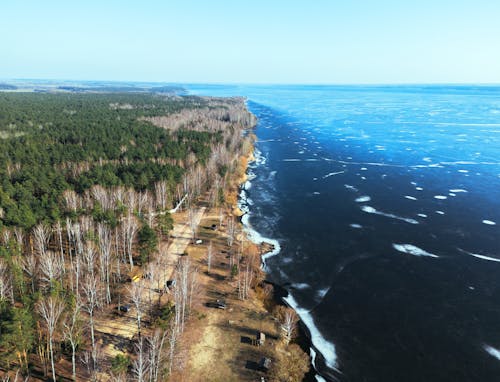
[436,210,445,215]
[317,287,330,299]
[361,206,419,224]
[355,196,371,203]
[449,193,456,197]
[434,195,448,200]
[313,192,321,195]
[416,187,423,191]
[460,248,500,263]
[361,167,367,171]
[393,244,439,258]
[458,169,469,173]
[405,196,417,200]
[450,189,468,193]
[350,223,363,229]
[484,345,500,361]
[292,283,310,290]
[284,293,339,370]
[344,184,358,192]
[323,171,345,178]
[417,213,427,218]
[482,220,497,226]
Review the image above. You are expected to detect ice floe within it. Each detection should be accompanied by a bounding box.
[415,187,423,191]
[484,345,500,361]
[434,195,448,200]
[323,171,345,178]
[450,189,468,193]
[405,196,417,200]
[482,220,496,225]
[350,224,363,229]
[459,248,500,263]
[436,210,445,215]
[355,196,371,203]
[361,206,419,224]
[344,184,358,192]
[392,244,439,258]
[417,213,427,218]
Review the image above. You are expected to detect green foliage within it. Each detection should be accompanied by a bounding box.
[111,354,130,375]
[0,304,35,370]
[137,223,158,264]
[156,211,174,238]
[231,264,239,278]
[154,301,175,329]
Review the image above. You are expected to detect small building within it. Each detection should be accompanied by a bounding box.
[258,357,272,372]
[255,332,265,346]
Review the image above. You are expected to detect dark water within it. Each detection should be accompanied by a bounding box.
[187,85,500,382]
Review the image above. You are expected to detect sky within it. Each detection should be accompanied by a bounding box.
[2,0,500,84]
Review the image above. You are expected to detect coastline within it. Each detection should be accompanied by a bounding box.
[237,132,325,381]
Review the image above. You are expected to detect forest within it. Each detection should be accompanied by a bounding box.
[0,91,258,381]
[0,93,232,229]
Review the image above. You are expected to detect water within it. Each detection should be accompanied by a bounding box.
[187,85,500,382]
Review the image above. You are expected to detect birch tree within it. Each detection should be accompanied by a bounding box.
[63,300,83,381]
[97,223,113,304]
[82,275,101,370]
[129,280,145,337]
[206,241,213,274]
[0,259,13,303]
[37,296,66,382]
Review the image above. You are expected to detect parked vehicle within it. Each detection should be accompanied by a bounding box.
[206,299,226,309]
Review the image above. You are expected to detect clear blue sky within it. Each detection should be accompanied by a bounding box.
[2,0,499,84]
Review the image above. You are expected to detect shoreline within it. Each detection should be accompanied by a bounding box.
[237,121,340,382]
[237,134,331,381]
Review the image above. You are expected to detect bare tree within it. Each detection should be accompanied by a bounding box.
[37,296,66,382]
[154,181,169,211]
[227,217,237,248]
[0,259,13,303]
[129,280,145,337]
[32,223,51,257]
[97,223,113,304]
[206,241,213,274]
[22,253,38,294]
[82,275,101,370]
[146,329,168,382]
[174,257,198,332]
[238,257,254,301]
[187,207,198,243]
[39,250,64,288]
[63,301,83,381]
[123,211,139,270]
[275,306,299,346]
[132,337,148,382]
[167,322,179,375]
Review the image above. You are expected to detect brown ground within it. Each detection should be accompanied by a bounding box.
[171,210,280,382]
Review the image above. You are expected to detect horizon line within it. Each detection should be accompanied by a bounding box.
[2,78,500,87]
